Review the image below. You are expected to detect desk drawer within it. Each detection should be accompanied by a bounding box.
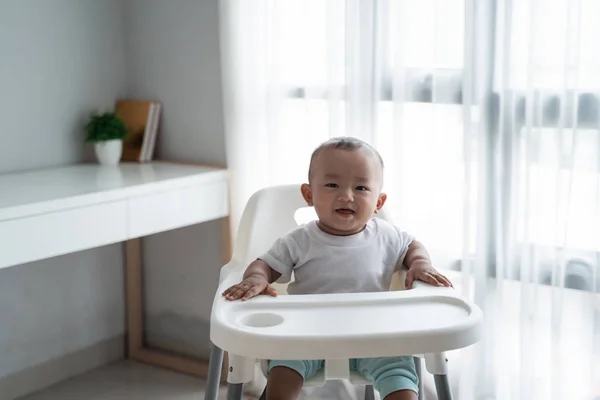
[0,201,128,269]
[128,179,229,238]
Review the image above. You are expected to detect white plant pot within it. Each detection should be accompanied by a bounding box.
[94,139,122,166]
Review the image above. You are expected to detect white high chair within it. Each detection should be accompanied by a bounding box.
[204,185,482,400]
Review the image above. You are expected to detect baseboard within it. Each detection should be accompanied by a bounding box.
[0,335,124,400]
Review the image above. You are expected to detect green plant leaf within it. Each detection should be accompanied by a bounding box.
[84,111,128,142]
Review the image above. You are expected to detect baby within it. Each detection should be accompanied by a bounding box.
[223,137,452,400]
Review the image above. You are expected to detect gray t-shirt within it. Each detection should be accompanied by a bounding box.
[258,218,414,295]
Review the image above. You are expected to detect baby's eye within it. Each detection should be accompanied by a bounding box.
[325,183,338,188]
[355,186,369,191]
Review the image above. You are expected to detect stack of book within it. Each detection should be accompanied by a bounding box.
[115,99,161,162]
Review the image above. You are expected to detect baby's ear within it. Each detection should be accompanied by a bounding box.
[375,192,387,213]
[300,183,313,206]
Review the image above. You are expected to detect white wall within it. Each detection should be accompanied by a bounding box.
[0,0,126,173]
[124,0,226,166]
[123,0,227,359]
[0,1,126,398]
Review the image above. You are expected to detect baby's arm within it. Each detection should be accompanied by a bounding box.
[402,240,453,289]
[222,259,282,301]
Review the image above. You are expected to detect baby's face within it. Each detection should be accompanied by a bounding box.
[302,148,386,236]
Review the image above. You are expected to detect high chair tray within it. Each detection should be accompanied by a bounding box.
[211,270,483,360]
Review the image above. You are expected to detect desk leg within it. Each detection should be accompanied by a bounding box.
[125,238,143,356]
[124,238,229,380]
[124,216,232,380]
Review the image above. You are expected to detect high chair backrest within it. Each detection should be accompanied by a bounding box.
[231,184,307,266]
[231,184,394,266]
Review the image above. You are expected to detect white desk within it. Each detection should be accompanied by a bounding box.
[0,161,230,378]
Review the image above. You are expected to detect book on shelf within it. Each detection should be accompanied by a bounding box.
[115,99,161,162]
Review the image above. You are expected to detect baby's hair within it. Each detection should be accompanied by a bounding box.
[308,136,384,181]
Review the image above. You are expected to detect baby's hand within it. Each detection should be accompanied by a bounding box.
[221,274,277,301]
[405,260,453,289]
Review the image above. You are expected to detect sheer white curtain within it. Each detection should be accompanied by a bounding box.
[479,1,600,399]
[219,0,600,399]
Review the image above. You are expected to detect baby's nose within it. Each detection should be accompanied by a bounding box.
[338,189,353,201]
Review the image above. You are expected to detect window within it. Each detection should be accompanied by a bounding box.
[267,0,600,284]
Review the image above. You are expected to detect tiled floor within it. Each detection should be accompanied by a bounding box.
[20,361,231,400]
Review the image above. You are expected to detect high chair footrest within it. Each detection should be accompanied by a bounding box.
[259,360,370,387]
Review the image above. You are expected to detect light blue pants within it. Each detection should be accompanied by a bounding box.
[268,356,418,399]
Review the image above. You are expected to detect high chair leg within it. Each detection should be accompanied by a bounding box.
[433,375,452,400]
[425,353,453,400]
[204,342,224,400]
[364,384,375,400]
[226,383,243,400]
[413,357,423,400]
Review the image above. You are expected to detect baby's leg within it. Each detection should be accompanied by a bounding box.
[266,366,303,400]
[384,389,418,400]
[266,360,323,400]
[354,356,419,400]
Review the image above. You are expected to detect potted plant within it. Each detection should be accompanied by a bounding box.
[84,111,128,166]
